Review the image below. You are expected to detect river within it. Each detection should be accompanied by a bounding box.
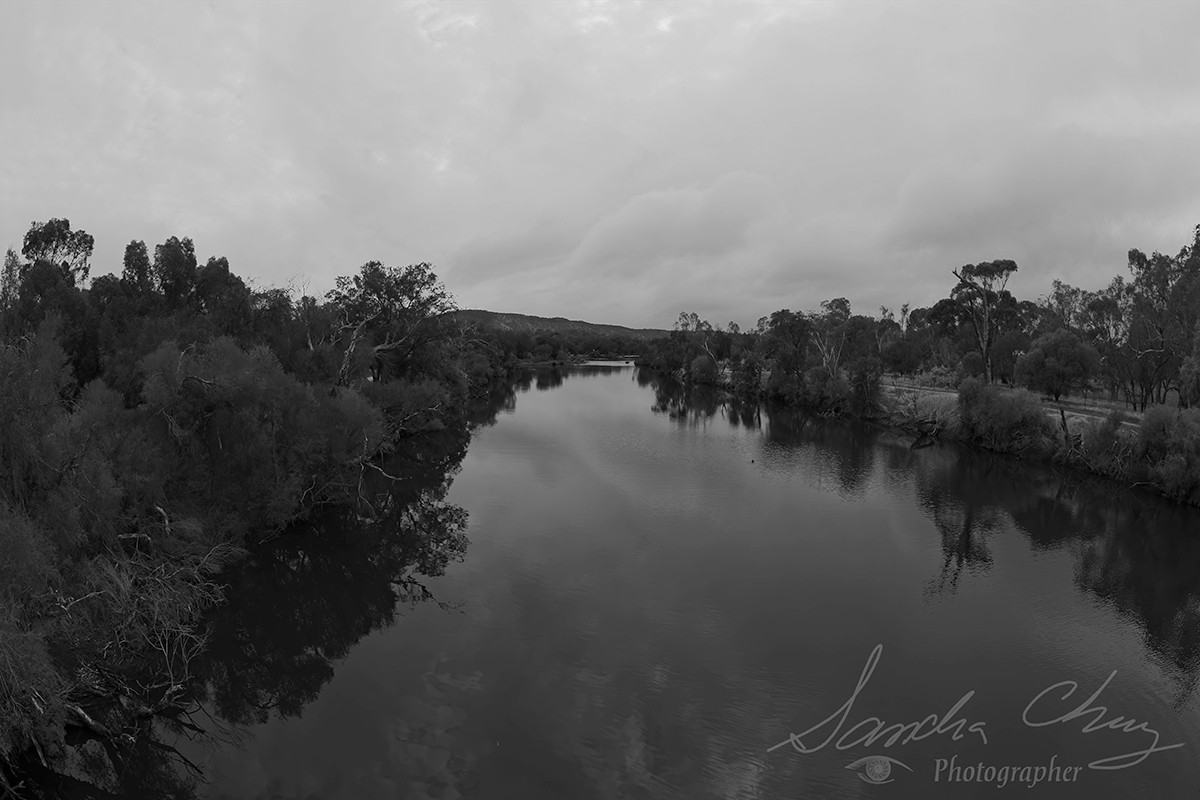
[167,362,1200,799]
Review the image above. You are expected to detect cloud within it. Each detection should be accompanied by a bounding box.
[3,0,1200,327]
[566,172,775,276]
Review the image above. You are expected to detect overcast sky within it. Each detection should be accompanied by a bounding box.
[2,1,1199,329]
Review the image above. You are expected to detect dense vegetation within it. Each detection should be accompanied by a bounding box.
[0,218,518,795]
[637,224,1200,504]
[4,215,1200,791]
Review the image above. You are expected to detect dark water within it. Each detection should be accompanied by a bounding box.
[174,363,1200,799]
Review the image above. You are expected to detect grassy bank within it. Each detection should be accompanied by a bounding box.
[874,378,1200,507]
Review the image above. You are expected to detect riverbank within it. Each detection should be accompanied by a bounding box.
[662,364,1200,509]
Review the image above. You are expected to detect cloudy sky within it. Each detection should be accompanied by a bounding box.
[2,1,1199,329]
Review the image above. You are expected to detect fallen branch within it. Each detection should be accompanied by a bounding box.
[65,704,112,739]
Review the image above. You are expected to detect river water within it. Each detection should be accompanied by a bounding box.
[173,363,1200,799]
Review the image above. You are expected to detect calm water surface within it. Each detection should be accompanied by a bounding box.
[179,364,1200,799]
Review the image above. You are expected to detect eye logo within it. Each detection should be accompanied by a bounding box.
[846,755,912,785]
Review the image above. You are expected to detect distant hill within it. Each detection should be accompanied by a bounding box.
[450,309,668,340]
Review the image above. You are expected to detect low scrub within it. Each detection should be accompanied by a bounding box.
[956,378,1054,454]
[1065,409,1135,479]
[1133,407,1200,504]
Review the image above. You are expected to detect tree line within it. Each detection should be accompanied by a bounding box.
[639,224,1200,412]
[0,217,511,794]
[636,224,1200,505]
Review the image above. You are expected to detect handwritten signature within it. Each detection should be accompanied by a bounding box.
[768,644,1184,771]
[1023,670,1184,769]
[767,644,988,754]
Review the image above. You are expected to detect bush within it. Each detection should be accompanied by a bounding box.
[360,376,449,435]
[139,338,387,536]
[957,377,1054,453]
[0,625,64,760]
[801,367,850,412]
[958,352,985,382]
[882,339,921,374]
[731,352,763,395]
[1014,330,1100,401]
[848,357,883,415]
[690,354,718,384]
[0,504,58,611]
[1076,409,1133,477]
[1136,406,1176,462]
[1125,407,1200,503]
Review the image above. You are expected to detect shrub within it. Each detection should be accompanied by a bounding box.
[731,352,763,395]
[0,504,58,614]
[690,354,718,384]
[1136,406,1176,462]
[139,338,387,535]
[1076,409,1133,477]
[957,377,1054,453]
[0,625,64,760]
[1126,407,1200,503]
[359,376,447,435]
[848,357,883,415]
[958,352,985,382]
[1014,330,1100,401]
[801,367,850,412]
[882,339,921,375]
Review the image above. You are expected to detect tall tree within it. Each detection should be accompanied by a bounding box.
[153,236,197,309]
[327,261,456,385]
[951,259,1018,384]
[0,249,20,338]
[122,240,154,295]
[810,297,850,380]
[21,218,94,285]
[1123,229,1200,407]
[674,311,718,366]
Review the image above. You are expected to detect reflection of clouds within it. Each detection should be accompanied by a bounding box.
[181,371,1200,799]
[381,664,483,799]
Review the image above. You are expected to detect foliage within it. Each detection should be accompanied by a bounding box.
[0,217,496,790]
[1179,323,1200,408]
[327,261,456,385]
[957,377,1054,454]
[690,354,718,383]
[1015,329,1100,401]
[951,259,1019,384]
[1133,408,1200,503]
[1071,410,1134,478]
[22,218,94,285]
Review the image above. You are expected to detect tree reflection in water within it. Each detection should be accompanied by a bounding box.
[191,388,514,725]
[911,443,1200,704]
[645,372,722,426]
[638,371,1200,707]
[18,388,511,799]
[37,369,1200,796]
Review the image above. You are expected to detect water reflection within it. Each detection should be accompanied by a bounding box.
[638,374,1200,709]
[39,366,1200,797]
[645,371,722,425]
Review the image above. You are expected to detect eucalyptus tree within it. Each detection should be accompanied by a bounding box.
[327,261,457,386]
[951,259,1018,384]
[21,218,94,285]
[810,297,850,381]
[153,236,198,310]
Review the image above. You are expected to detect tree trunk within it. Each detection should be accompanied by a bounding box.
[336,320,369,387]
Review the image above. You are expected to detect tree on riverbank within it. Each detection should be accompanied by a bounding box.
[0,216,517,794]
[1015,330,1100,402]
[952,260,1019,385]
